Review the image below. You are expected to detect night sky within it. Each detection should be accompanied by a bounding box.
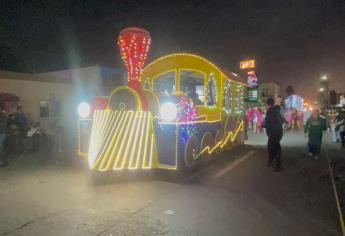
[1,0,345,100]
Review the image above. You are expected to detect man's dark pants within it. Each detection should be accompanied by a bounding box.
[0,134,7,165]
[340,131,345,148]
[308,142,321,155]
[267,134,282,168]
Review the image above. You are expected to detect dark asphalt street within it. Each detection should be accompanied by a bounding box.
[0,132,341,236]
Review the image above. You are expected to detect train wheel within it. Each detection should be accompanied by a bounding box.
[236,119,245,145]
[173,135,199,183]
[184,135,199,168]
[200,132,214,161]
[214,129,223,154]
[224,116,236,150]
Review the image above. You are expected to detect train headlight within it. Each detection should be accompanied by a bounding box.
[78,102,91,118]
[160,102,178,122]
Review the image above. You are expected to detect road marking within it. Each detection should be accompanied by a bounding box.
[213,151,255,179]
[325,149,345,236]
[164,209,175,215]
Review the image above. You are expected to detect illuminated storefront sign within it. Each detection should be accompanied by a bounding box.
[240,60,256,69]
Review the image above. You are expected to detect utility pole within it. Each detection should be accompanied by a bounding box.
[320,75,330,109]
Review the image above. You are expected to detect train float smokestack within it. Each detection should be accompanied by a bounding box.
[118,27,151,109]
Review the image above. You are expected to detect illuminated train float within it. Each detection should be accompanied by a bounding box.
[78,28,247,175]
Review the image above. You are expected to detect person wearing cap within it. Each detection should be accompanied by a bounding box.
[262,98,286,171]
[335,111,345,148]
[304,109,327,159]
[14,106,28,151]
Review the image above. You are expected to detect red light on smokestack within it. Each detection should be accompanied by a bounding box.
[118,27,151,90]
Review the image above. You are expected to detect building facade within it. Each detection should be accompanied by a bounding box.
[0,66,125,137]
[258,82,281,105]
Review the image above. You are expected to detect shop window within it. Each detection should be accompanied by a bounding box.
[39,101,49,118]
[207,73,217,106]
[153,71,175,95]
[180,70,205,106]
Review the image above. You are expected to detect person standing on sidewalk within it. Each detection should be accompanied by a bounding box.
[262,98,285,172]
[335,111,345,148]
[14,106,28,152]
[304,109,327,159]
[52,119,63,153]
[0,108,8,166]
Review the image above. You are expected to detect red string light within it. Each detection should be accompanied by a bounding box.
[118,27,151,88]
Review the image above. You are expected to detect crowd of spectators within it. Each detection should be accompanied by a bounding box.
[0,106,64,166]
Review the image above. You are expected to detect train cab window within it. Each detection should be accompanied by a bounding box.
[180,70,205,106]
[153,71,175,95]
[230,82,244,115]
[144,80,151,90]
[235,84,245,115]
[207,73,217,107]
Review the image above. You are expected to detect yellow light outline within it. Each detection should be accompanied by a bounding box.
[128,112,145,170]
[145,113,159,169]
[128,111,144,169]
[93,110,118,164]
[199,131,213,159]
[97,111,124,170]
[142,112,151,169]
[119,111,141,169]
[88,110,103,166]
[143,53,248,87]
[93,110,108,155]
[177,68,220,121]
[89,111,107,169]
[80,52,251,171]
[178,68,206,100]
[113,111,135,170]
[150,69,177,94]
[135,112,148,169]
[184,134,198,167]
[140,53,250,127]
[96,111,117,162]
[194,120,244,159]
[159,119,221,125]
[100,111,129,170]
[86,111,243,171]
[107,86,142,111]
[143,133,155,169]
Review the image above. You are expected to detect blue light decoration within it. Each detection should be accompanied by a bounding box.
[285,94,304,110]
[177,96,197,143]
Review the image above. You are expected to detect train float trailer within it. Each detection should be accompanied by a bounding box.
[77,27,248,180]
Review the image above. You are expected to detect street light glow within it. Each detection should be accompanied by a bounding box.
[321,75,327,81]
[319,88,325,92]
